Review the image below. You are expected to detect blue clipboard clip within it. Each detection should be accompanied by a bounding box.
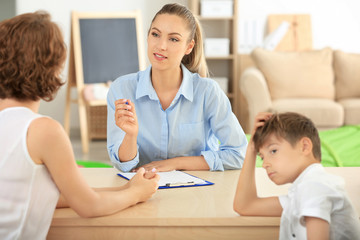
[165,181,195,187]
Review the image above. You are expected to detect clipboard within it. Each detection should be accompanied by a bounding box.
[117,170,214,189]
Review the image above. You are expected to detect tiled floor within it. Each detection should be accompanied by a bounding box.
[71,137,111,165]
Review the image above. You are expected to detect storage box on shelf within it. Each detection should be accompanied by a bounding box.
[188,0,239,117]
[200,0,233,17]
[205,38,230,57]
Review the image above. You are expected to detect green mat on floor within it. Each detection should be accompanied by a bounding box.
[246,125,360,167]
[76,160,112,168]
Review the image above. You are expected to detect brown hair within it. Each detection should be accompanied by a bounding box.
[253,112,321,161]
[149,3,208,77]
[0,11,66,101]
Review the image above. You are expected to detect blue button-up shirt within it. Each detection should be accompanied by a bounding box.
[107,64,247,172]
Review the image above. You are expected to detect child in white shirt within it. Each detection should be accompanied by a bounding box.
[233,112,360,239]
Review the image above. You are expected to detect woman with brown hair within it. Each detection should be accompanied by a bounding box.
[0,11,159,240]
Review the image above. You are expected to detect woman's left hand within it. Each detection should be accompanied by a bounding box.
[133,159,178,172]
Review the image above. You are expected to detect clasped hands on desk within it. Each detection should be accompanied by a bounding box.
[48,167,360,240]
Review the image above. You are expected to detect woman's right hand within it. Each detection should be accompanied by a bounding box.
[114,99,138,137]
[128,168,160,203]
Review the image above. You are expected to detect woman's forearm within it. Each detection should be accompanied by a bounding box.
[118,134,138,162]
[56,185,130,209]
[174,156,210,170]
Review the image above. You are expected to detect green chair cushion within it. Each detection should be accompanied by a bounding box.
[319,125,360,167]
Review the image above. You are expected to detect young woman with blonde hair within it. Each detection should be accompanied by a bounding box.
[107,3,247,172]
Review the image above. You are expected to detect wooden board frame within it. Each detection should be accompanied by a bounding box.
[64,11,146,153]
[267,14,312,51]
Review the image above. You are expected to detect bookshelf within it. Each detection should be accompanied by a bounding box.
[188,0,239,117]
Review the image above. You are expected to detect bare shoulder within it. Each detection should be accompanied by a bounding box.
[29,117,64,136]
[27,117,70,164]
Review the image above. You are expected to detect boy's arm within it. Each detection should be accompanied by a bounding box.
[305,217,330,240]
[233,112,283,216]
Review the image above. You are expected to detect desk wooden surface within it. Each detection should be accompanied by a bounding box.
[48,167,360,240]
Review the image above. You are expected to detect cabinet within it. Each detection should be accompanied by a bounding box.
[188,0,239,117]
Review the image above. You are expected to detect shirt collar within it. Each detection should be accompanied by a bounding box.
[136,66,157,100]
[288,163,322,195]
[178,64,194,102]
[135,64,194,102]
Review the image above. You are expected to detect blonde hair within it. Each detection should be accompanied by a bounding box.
[149,3,208,77]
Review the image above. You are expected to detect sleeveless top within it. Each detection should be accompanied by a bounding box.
[0,107,60,240]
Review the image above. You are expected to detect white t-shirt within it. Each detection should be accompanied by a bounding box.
[0,107,60,240]
[279,163,360,240]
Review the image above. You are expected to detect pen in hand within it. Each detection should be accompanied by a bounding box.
[125,100,129,110]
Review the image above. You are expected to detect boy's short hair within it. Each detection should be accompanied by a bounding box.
[253,112,321,161]
[0,11,66,101]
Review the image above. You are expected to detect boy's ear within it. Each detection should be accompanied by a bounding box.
[300,137,313,155]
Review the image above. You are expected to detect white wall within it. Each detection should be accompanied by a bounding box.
[14,0,360,131]
[16,0,187,131]
[238,0,360,53]
[0,0,15,21]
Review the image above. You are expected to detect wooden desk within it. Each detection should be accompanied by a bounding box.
[48,167,360,240]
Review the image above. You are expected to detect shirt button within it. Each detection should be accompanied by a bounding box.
[292,233,296,238]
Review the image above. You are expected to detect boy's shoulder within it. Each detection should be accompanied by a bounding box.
[293,164,345,200]
[299,164,344,185]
